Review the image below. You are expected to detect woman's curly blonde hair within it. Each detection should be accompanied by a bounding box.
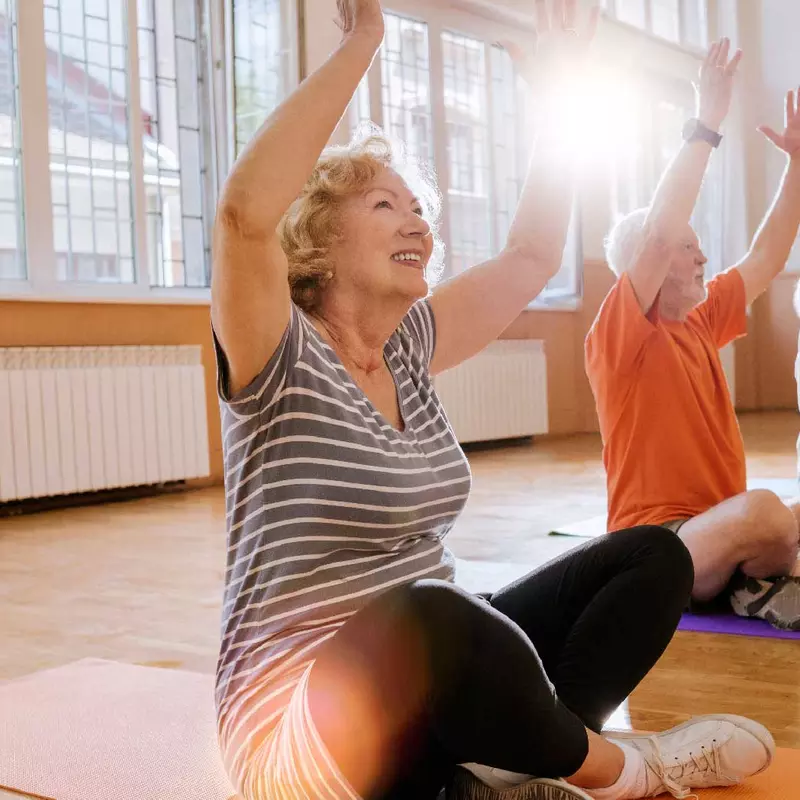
[278,125,444,313]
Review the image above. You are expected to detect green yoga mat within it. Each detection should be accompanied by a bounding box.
[549,477,800,538]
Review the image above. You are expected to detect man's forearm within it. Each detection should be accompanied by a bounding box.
[645,139,715,237]
[645,38,738,240]
[749,157,800,268]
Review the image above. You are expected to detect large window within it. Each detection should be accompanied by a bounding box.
[0,0,23,280]
[353,8,582,304]
[602,0,708,48]
[3,0,299,300]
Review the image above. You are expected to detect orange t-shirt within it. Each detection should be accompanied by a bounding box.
[585,268,748,532]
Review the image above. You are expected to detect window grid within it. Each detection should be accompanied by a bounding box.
[0,0,23,280]
[1,0,300,297]
[232,0,284,156]
[380,13,434,167]
[138,0,209,288]
[442,29,491,275]
[44,0,135,284]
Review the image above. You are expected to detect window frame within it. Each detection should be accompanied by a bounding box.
[1,0,302,304]
[353,0,584,310]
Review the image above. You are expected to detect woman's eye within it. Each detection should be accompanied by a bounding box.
[375,200,392,209]
[413,208,424,217]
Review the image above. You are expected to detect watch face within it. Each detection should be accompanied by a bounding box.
[683,119,699,140]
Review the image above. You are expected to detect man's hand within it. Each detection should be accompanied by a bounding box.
[759,88,800,160]
[696,38,743,132]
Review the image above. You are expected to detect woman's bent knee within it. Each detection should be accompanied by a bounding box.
[619,525,695,582]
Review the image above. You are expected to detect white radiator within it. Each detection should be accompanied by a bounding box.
[0,345,210,503]
[433,340,548,444]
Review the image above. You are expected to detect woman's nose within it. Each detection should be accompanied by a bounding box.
[404,213,430,237]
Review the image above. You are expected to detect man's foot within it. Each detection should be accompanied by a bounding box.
[729,574,800,631]
[451,767,592,799]
[607,714,774,798]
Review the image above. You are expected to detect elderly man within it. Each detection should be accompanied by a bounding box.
[586,38,800,630]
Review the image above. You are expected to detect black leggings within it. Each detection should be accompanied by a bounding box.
[307,527,694,800]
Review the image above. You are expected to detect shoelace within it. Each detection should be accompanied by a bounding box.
[642,735,735,799]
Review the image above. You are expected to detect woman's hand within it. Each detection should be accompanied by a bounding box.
[336,0,384,45]
[695,38,742,132]
[759,88,800,160]
[502,0,599,102]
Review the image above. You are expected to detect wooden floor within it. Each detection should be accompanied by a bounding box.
[1,411,798,746]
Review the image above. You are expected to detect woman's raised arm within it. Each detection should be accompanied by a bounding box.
[211,1,384,395]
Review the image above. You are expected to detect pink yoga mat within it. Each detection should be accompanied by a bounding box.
[678,612,800,640]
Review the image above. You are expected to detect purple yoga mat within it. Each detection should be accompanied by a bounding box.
[678,612,800,640]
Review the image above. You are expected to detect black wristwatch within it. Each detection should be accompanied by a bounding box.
[682,118,723,148]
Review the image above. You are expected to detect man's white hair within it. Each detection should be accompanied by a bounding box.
[605,208,649,276]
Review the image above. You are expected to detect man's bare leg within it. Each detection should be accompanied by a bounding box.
[676,490,800,601]
[784,498,800,577]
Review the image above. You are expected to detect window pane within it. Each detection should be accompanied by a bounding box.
[233,0,295,155]
[45,0,135,283]
[490,46,526,255]
[682,0,708,48]
[381,13,433,167]
[0,0,24,280]
[651,0,680,43]
[615,0,646,28]
[350,74,371,130]
[138,0,210,288]
[442,30,491,275]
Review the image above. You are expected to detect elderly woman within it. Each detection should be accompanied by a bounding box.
[210,1,773,799]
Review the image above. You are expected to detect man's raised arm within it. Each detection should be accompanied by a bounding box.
[629,39,741,313]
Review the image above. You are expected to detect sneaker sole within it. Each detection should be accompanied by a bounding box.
[730,576,800,630]
[448,769,593,800]
[607,714,776,776]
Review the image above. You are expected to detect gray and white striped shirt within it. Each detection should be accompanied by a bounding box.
[214,300,471,787]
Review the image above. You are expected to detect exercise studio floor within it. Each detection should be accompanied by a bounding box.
[1,410,798,750]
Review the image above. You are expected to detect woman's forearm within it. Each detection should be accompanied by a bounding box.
[218,31,381,236]
[502,131,576,277]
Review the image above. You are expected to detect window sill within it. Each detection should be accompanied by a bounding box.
[526,294,581,312]
[0,281,211,305]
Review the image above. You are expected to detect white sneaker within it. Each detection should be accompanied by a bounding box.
[460,764,535,790]
[452,765,593,799]
[608,714,775,798]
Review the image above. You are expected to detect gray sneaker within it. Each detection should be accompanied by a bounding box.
[729,574,800,631]
[449,767,592,800]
